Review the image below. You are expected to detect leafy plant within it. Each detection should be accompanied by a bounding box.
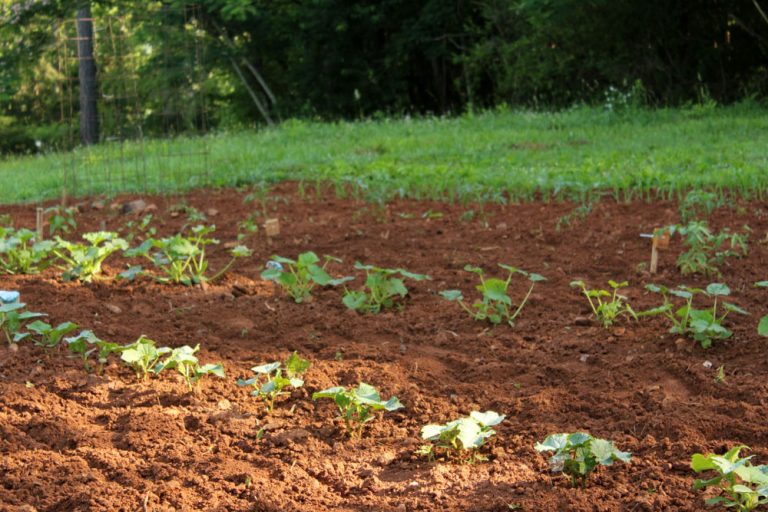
[441,264,545,326]
[569,279,637,328]
[0,302,45,344]
[679,190,725,224]
[65,330,122,372]
[154,344,225,390]
[26,320,78,349]
[342,262,430,313]
[237,352,310,411]
[121,214,156,242]
[669,221,749,277]
[120,336,170,380]
[642,283,747,348]
[45,206,77,236]
[312,382,404,438]
[0,227,57,274]
[535,432,631,488]
[756,281,768,337]
[691,446,768,511]
[419,410,505,462]
[125,225,251,285]
[261,252,352,303]
[54,231,128,282]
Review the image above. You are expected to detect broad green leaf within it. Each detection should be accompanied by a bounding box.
[470,410,505,427]
[440,289,464,302]
[535,433,569,453]
[285,352,310,378]
[251,362,281,374]
[706,283,730,296]
[759,315,768,337]
[528,273,546,282]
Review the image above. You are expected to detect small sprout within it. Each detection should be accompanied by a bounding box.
[65,330,121,372]
[756,281,768,337]
[26,320,78,349]
[535,432,631,488]
[154,344,225,391]
[691,446,768,510]
[237,352,310,412]
[261,251,352,303]
[570,280,637,328]
[419,410,505,463]
[312,382,403,438]
[45,206,77,236]
[668,221,749,277]
[343,262,430,313]
[0,302,45,345]
[715,365,727,384]
[441,264,545,326]
[120,336,170,380]
[54,231,128,282]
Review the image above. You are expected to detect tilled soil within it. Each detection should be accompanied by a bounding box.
[1,185,767,511]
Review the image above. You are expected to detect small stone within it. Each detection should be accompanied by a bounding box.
[206,208,219,217]
[579,353,590,363]
[105,303,122,314]
[164,408,181,417]
[703,360,713,369]
[91,200,105,210]
[408,481,419,488]
[8,343,18,353]
[273,428,311,446]
[674,338,694,352]
[573,316,591,326]
[217,399,232,410]
[120,199,147,215]
[495,223,508,230]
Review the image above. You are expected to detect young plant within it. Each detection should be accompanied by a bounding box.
[419,410,505,463]
[679,190,725,224]
[691,446,768,511]
[237,352,310,412]
[26,320,78,349]
[45,206,77,236]
[121,214,156,242]
[343,262,430,313]
[669,221,749,277]
[642,283,747,348]
[0,227,57,275]
[261,252,352,303]
[312,382,404,438]
[65,330,122,372]
[0,302,45,344]
[756,281,768,337]
[154,344,225,390]
[441,264,545,326]
[125,225,251,285]
[535,432,631,488]
[120,336,170,380]
[569,280,637,328]
[54,231,128,282]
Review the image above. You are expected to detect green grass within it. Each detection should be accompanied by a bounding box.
[1,104,767,205]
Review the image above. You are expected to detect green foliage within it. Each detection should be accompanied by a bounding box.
[121,214,156,243]
[155,344,225,391]
[756,281,768,338]
[237,352,310,412]
[0,301,45,345]
[54,232,128,282]
[419,411,505,463]
[120,336,171,380]
[26,320,78,349]
[0,227,56,274]
[343,262,430,313]
[65,330,122,372]
[642,283,747,349]
[535,432,631,488]
[669,222,749,277]
[312,382,403,438]
[441,264,545,326]
[691,446,768,511]
[261,252,352,303]
[679,191,725,224]
[569,280,637,328]
[44,206,77,236]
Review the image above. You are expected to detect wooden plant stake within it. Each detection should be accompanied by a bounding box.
[642,227,669,274]
[36,207,44,241]
[264,218,280,246]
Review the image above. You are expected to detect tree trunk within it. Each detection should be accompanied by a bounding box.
[76,4,99,145]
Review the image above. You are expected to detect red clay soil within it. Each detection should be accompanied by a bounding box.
[1,184,768,512]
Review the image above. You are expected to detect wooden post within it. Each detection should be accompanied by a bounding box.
[264,218,280,246]
[36,208,44,241]
[649,228,669,274]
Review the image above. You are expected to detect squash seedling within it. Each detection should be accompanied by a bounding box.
[261,252,352,303]
[0,227,57,275]
[312,382,403,438]
[441,264,545,326]
[756,281,768,337]
[0,302,45,345]
[154,344,225,391]
[65,330,121,372]
[569,280,637,328]
[691,446,768,511]
[54,231,128,282]
[668,221,749,277]
[642,283,747,348]
[343,262,430,313]
[26,320,78,349]
[120,336,171,380]
[45,206,77,236]
[419,410,505,463]
[535,432,631,488]
[237,352,310,412]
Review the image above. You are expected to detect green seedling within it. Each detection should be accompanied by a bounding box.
[0,227,57,275]
[261,252,352,303]
[237,352,310,412]
[121,214,156,242]
[54,231,128,282]
[65,330,121,372]
[120,336,170,380]
[535,432,631,488]
[343,262,430,313]
[642,283,747,348]
[155,344,225,391]
[0,302,45,344]
[669,221,749,277]
[691,446,768,511]
[26,320,78,349]
[312,382,404,438]
[125,225,251,285]
[756,281,768,337]
[570,280,637,328]
[418,410,505,463]
[45,206,77,236]
[441,264,545,326]
[679,190,725,224]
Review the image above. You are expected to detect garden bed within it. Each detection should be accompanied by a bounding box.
[1,184,767,511]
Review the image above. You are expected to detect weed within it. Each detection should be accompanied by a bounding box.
[669,221,748,277]
[45,206,77,236]
[570,280,637,328]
